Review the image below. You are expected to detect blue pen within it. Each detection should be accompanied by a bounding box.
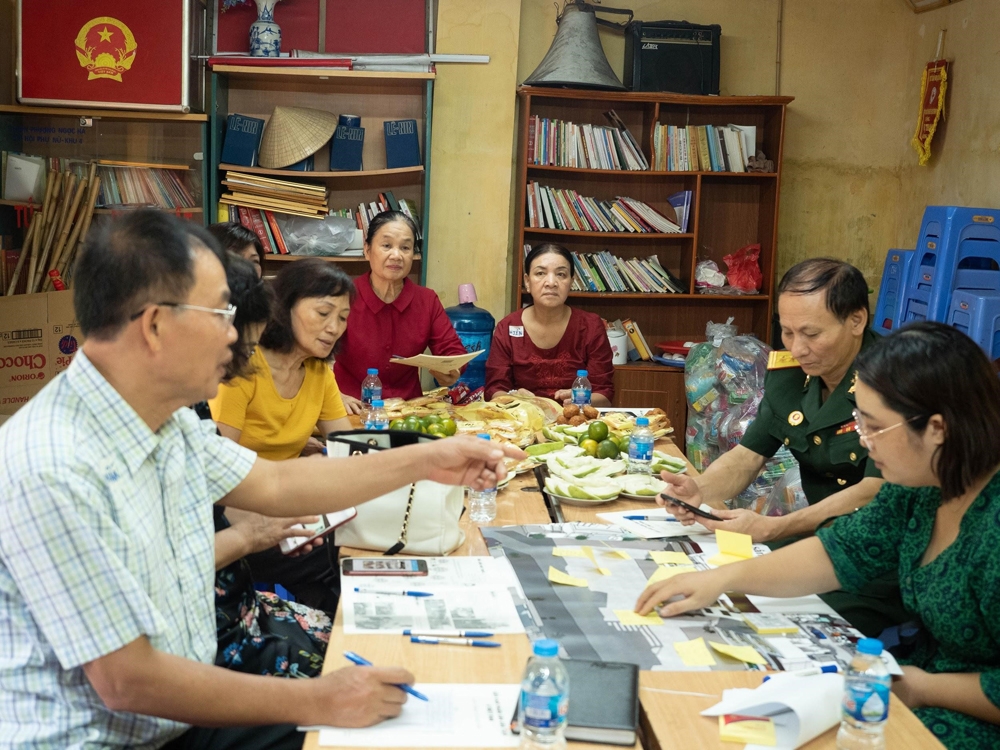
[403,629,494,638]
[810,627,828,640]
[410,635,500,648]
[762,664,838,682]
[353,587,433,597]
[343,651,429,701]
[624,515,679,521]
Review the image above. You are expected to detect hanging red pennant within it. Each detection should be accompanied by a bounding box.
[911,59,948,166]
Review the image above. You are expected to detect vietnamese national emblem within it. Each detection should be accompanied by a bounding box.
[74,17,137,82]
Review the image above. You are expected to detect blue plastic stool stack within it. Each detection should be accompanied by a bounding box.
[872,249,914,335]
[948,290,1000,360]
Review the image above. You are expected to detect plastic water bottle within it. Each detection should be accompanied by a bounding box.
[627,417,655,475]
[361,369,382,410]
[468,433,497,523]
[571,370,591,407]
[364,400,389,431]
[837,638,890,750]
[519,638,569,749]
[444,284,496,392]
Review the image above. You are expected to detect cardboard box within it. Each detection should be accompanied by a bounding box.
[0,290,80,415]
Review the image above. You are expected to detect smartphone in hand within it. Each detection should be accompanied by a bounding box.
[278,508,357,555]
[659,494,723,522]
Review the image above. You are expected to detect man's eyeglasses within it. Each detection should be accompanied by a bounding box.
[852,408,919,447]
[130,302,237,326]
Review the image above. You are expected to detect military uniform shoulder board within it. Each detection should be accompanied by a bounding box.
[767,351,801,370]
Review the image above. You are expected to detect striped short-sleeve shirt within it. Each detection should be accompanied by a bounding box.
[0,351,256,748]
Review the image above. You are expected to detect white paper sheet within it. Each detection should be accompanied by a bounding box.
[389,350,483,371]
[596,507,712,539]
[311,684,520,747]
[3,154,44,203]
[701,673,843,749]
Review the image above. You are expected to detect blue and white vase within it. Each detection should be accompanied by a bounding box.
[249,0,281,57]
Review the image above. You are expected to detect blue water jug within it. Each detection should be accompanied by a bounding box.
[444,284,495,392]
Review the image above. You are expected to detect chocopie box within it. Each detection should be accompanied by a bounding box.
[0,290,80,415]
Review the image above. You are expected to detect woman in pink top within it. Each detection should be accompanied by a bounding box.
[334,211,468,410]
[485,243,614,405]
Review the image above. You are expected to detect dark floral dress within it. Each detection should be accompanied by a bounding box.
[214,506,331,677]
[817,474,1000,749]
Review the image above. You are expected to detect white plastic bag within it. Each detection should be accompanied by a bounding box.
[279,214,357,256]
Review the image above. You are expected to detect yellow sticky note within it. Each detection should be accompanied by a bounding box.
[716,529,753,560]
[547,566,588,587]
[650,551,691,566]
[552,547,588,558]
[706,553,748,567]
[581,546,610,575]
[674,637,717,667]
[718,715,777,745]
[614,609,663,626]
[709,641,768,665]
[608,549,632,560]
[647,565,696,585]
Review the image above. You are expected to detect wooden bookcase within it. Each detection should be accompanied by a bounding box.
[209,67,434,284]
[514,87,793,435]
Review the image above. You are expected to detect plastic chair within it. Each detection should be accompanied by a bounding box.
[873,249,914,335]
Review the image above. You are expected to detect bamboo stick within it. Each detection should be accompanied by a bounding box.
[5,213,40,296]
[43,176,88,291]
[62,175,101,290]
[31,173,76,293]
[25,173,59,296]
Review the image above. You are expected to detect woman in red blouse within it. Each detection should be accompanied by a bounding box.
[334,211,467,408]
[486,243,614,405]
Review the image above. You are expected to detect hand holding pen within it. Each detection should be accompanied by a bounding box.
[344,651,429,701]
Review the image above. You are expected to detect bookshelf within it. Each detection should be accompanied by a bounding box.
[514,87,793,435]
[209,68,434,284]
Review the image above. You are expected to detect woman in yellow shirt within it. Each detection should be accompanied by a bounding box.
[210,258,353,460]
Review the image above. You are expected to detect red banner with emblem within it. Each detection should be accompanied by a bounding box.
[911,59,948,166]
[19,0,186,110]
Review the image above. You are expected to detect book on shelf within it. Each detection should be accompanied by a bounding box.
[332,190,421,242]
[651,123,754,172]
[622,319,652,361]
[527,182,680,234]
[221,170,328,218]
[383,119,421,169]
[221,114,265,168]
[97,163,198,211]
[528,112,649,171]
[329,124,365,171]
[666,190,692,233]
[284,154,315,172]
[610,319,640,361]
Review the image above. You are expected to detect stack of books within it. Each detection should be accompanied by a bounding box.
[528,111,649,170]
[97,161,197,211]
[527,183,680,234]
[607,318,654,361]
[221,171,328,218]
[334,190,421,239]
[651,124,756,173]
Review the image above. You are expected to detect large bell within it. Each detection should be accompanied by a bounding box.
[524,3,626,91]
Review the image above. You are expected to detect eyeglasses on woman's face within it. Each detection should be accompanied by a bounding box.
[852,408,919,448]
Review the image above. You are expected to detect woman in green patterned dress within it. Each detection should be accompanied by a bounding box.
[636,321,1000,749]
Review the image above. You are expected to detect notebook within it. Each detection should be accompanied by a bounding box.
[510,658,639,745]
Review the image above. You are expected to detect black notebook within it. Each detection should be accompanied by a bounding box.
[511,658,639,746]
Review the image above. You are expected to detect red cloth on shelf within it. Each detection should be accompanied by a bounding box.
[334,273,467,400]
[485,307,614,402]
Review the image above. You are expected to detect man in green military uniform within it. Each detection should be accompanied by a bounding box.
[664,258,908,636]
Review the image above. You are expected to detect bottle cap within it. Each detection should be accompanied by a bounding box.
[532,638,559,657]
[477,433,491,440]
[856,637,883,656]
[458,283,478,304]
[367,368,378,375]
[636,417,649,426]
[577,369,588,377]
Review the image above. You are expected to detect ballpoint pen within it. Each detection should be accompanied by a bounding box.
[403,629,494,638]
[410,636,500,648]
[343,651,429,701]
[762,664,839,682]
[353,587,433,597]
[624,515,678,521]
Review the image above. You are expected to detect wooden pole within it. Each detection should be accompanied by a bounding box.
[31,173,77,293]
[43,176,88,291]
[55,174,101,290]
[25,173,57,295]
[5,213,39,296]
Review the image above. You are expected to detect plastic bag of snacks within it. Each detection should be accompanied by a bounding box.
[729,448,800,511]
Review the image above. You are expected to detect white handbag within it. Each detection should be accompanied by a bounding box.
[326,431,466,556]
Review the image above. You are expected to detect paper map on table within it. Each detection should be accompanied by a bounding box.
[481,525,878,673]
[389,350,483,371]
[341,556,525,634]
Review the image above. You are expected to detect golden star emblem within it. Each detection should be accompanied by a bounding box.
[98,27,113,42]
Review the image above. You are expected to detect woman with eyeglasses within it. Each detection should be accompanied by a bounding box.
[637,322,1000,748]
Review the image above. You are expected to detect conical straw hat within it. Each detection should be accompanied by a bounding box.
[259,106,339,169]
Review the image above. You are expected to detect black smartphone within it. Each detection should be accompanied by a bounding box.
[659,494,723,521]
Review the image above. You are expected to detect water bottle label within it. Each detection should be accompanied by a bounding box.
[521,691,568,730]
[361,386,382,405]
[629,439,653,462]
[572,387,591,406]
[842,681,890,723]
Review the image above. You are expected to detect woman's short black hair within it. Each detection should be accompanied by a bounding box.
[75,210,225,340]
[524,243,574,274]
[224,254,274,381]
[365,210,418,246]
[208,222,265,267]
[258,258,355,355]
[855,321,1000,500]
[777,258,869,324]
